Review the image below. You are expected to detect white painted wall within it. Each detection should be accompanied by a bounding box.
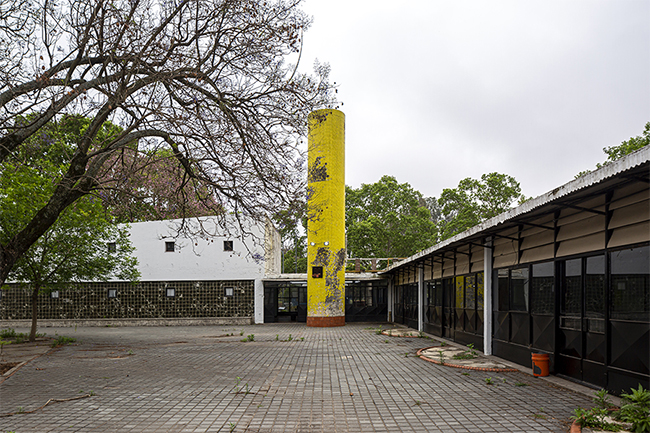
[119,216,271,282]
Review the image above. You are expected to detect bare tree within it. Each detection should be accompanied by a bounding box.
[0,0,335,284]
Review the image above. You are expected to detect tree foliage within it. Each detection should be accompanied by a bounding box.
[346,176,436,260]
[0,0,335,285]
[272,199,307,273]
[601,122,649,165]
[1,126,139,341]
[577,121,650,178]
[437,172,524,241]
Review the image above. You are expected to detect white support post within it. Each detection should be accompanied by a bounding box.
[483,237,493,355]
[418,264,425,332]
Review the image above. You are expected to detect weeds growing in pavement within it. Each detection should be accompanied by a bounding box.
[617,385,650,432]
[572,388,624,432]
[241,334,255,342]
[515,382,528,387]
[452,343,478,360]
[484,377,493,385]
[51,336,76,347]
[228,421,236,432]
[437,350,445,365]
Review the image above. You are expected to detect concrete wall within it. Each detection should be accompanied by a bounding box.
[125,217,266,282]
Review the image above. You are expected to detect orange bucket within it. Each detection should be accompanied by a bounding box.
[532,353,549,377]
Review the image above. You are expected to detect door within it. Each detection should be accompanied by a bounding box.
[557,256,607,386]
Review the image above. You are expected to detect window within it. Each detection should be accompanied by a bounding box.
[166,287,176,298]
[223,240,233,251]
[455,276,465,309]
[510,267,529,311]
[107,289,117,298]
[107,242,116,253]
[562,259,582,316]
[225,287,234,297]
[497,269,509,311]
[465,275,476,310]
[165,241,175,252]
[476,272,484,310]
[531,262,554,314]
[611,246,649,321]
[585,255,605,319]
[50,290,60,299]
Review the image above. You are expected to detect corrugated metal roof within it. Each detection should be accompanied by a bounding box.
[383,146,650,273]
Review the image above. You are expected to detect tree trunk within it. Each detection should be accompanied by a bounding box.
[29,286,39,342]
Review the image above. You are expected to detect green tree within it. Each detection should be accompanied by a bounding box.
[437,172,524,241]
[273,199,308,273]
[0,0,335,287]
[346,176,436,261]
[577,122,650,177]
[601,122,649,164]
[1,124,139,341]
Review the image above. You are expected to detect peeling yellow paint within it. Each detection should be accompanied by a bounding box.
[307,109,345,325]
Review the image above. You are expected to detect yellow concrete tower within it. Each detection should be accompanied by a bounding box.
[306,109,346,327]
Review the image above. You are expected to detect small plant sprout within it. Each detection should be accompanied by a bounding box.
[502,378,507,383]
[418,331,425,338]
[415,400,421,406]
[287,334,293,341]
[275,334,279,341]
[515,382,528,387]
[239,330,244,336]
[462,372,470,376]
[228,421,236,432]
[234,377,242,393]
[127,349,134,355]
[485,377,493,385]
[440,341,447,347]
[437,350,445,365]
[17,406,24,414]
[0,339,10,360]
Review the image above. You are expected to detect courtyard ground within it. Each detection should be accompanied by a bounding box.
[0,323,594,432]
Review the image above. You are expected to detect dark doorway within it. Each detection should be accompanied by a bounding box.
[557,255,607,387]
[264,282,307,323]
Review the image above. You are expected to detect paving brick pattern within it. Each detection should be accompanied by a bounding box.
[0,323,591,432]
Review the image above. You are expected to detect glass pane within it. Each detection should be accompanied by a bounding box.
[510,267,529,311]
[498,270,509,311]
[477,272,484,309]
[611,246,650,321]
[585,255,605,318]
[455,276,465,309]
[444,278,454,308]
[435,280,443,306]
[562,259,582,316]
[532,262,554,314]
[465,275,476,310]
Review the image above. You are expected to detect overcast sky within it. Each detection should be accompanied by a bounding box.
[297,0,650,200]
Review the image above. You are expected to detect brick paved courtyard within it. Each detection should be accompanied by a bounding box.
[0,323,592,432]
